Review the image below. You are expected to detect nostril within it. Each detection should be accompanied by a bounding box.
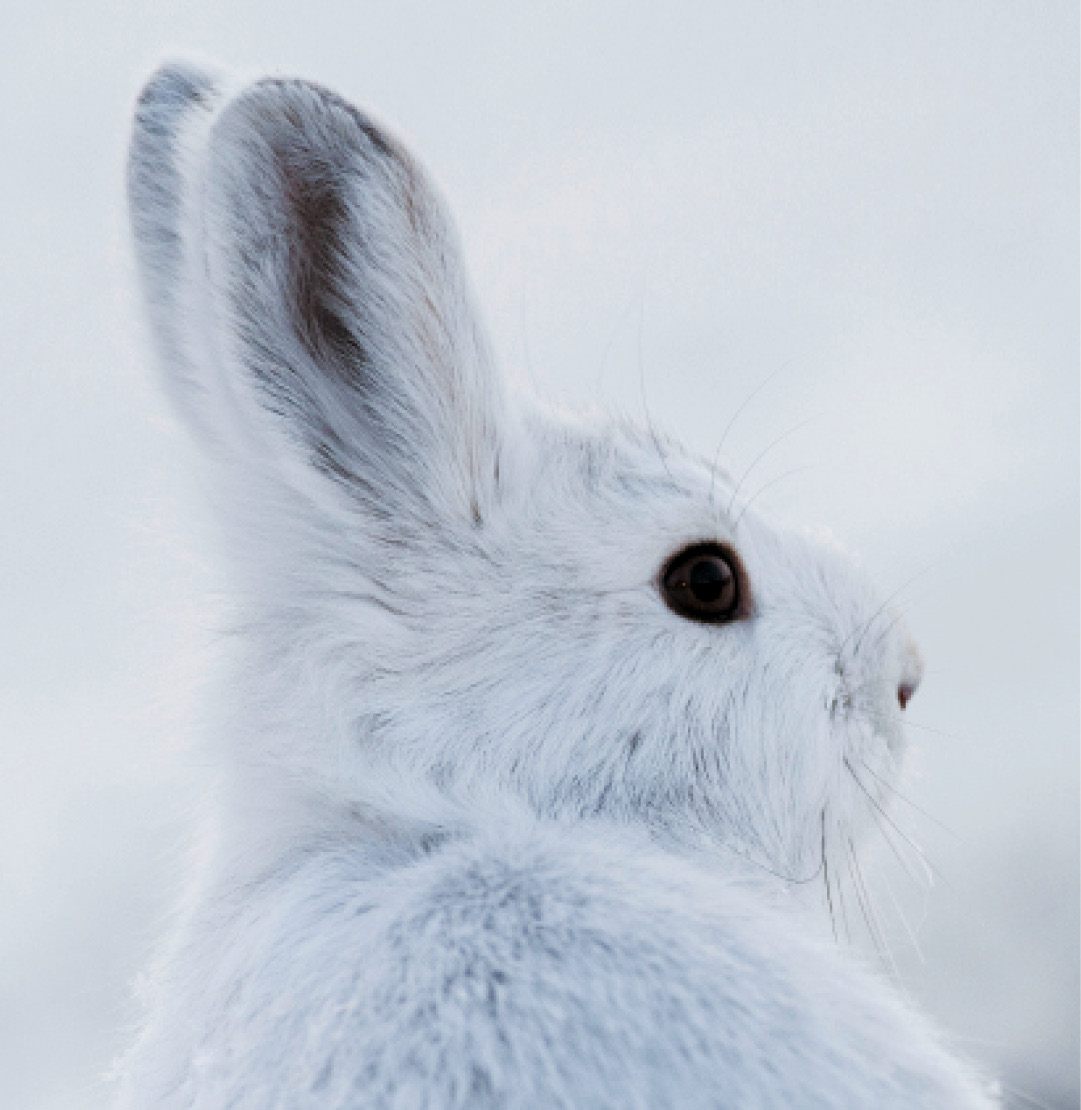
[897,683,915,711]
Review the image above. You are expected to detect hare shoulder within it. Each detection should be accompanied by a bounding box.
[121,822,991,1108]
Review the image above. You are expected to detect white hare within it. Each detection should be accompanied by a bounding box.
[118,61,995,1109]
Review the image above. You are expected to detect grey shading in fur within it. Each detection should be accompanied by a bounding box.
[119,61,998,1109]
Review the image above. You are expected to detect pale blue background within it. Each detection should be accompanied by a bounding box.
[1,3,1077,1107]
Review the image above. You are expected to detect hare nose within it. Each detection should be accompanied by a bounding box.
[895,629,923,712]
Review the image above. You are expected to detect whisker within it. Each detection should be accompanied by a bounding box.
[821,808,839,943]
[856,757,958,838]
[863,589,940,651]
[732,465,818,531]
[708,360,795,508]
[845,845,882,964]
[726,415,820,518]
[874,856,926,964]
[848,836,898,978]
[845,757,938,887]
[870,808,928,889]
[593,294,640,396]
[834,856,853,945]
[860,705,968,745]
[841,562,943,659]
[902,720,967,742]
[635,305,674,483]
[721,840,823,886]
[862,609,911,655]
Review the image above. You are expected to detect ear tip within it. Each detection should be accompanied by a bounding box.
[212,76,403,175]
[133,60,223,133]
[128,59,230,406]
[129,60,223,195]
[129,60,229,259]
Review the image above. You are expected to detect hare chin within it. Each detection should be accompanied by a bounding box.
[114,61,993,1110]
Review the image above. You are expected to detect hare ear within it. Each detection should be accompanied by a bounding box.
[129,64,502,524]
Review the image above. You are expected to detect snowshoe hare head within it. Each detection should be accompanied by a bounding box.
[130,64,923,883]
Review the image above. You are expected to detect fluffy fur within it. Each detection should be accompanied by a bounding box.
[118,62,995,1108]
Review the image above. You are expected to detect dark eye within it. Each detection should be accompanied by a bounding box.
[660,543,744,624]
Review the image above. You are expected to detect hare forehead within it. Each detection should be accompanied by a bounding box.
[509,418,726,538]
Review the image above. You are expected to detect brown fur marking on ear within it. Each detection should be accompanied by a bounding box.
[278,148,368,384]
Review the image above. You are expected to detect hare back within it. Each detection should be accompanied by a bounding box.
[119,823,991,1109]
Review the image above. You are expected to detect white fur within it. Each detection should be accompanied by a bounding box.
[118,62,995,1108]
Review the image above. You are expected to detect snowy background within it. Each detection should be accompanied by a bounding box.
[1,3,1077,1107]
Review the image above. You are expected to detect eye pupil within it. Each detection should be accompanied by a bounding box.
[660,544,745,624]
[689,558,728,603]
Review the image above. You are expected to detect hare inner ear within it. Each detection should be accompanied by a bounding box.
[205,80,502,521]
[285,159,365,378]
